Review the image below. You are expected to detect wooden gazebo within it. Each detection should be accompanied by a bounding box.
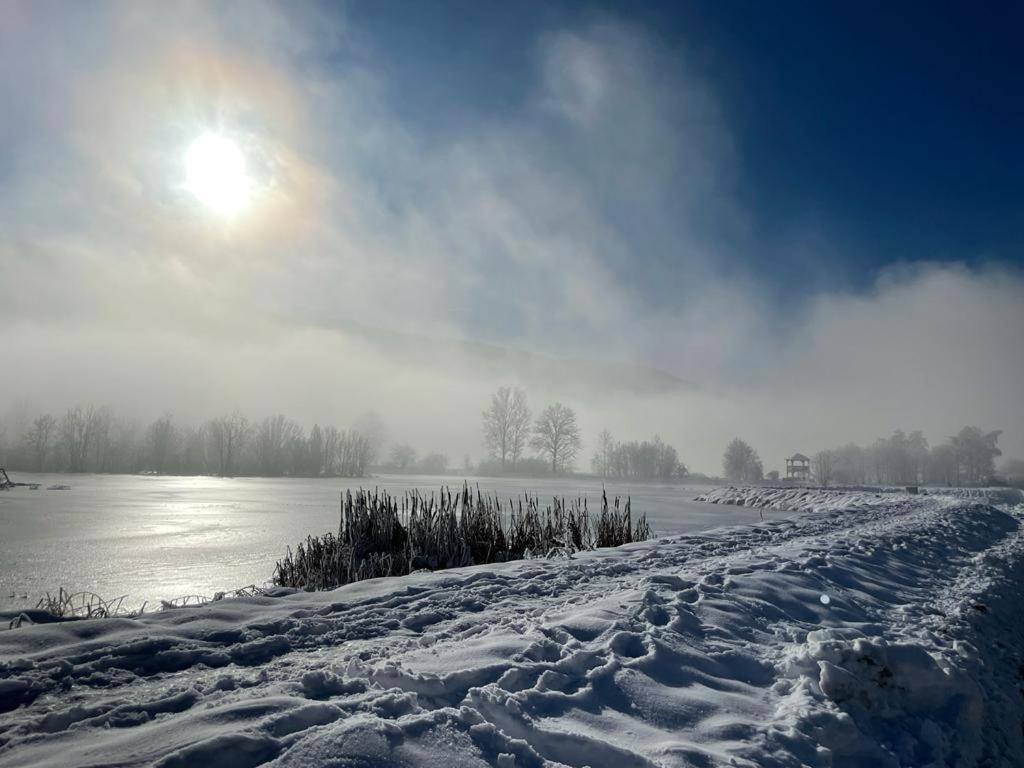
[786,453,811,482]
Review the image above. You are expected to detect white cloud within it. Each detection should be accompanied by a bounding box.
[1,3,1020,473]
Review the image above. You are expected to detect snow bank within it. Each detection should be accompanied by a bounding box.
[920,486,1024,506]
[1,494,1022,766]
[695,484,1023,513]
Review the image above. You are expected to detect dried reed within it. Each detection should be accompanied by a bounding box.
[273,485,651,590]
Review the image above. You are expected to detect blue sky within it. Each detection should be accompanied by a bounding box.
[347,0,1024,290]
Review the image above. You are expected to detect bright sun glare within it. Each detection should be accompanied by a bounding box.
[184,132,253,216]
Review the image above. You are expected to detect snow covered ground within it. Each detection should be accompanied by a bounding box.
[695,483,1024,513]
[2,489,1023,767]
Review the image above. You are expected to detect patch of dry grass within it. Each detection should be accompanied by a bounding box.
[274,485,652,591]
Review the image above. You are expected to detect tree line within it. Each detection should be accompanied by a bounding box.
[481,387,584,474]
[722,426,1007,487]
[591,429,687,481]
[479,386,688,480]
[0,398,1012,487]
[811,427,1003,487]
[3,407,385,477]
[382,444,452,475]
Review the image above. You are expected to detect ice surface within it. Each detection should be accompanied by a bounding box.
[0,473,765,612]
[1,489,1023,766]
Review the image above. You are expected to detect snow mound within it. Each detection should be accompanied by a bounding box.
[920,486,1024,506]
[695,485,1022,513]
[778,630,985,765]
[694,485,918,513]
[1,496,1022,766]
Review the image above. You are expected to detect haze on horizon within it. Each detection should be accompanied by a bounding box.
[1,1,1022,476]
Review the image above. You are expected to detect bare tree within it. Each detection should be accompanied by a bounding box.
[999,458,1024,487]
[601,435,686,481]
[723,438,763,484]
[88,407,114,472]
[145,414,177,474]
[179,425,208,475]
[507,389,531,469]
[353,411,387,467]
[389,444,418,472]
[591,428,617,477]
[306,424,324,476]
[106,417,142,474]
[322,426,342,475]
[337,430,374,476]
[869,429,929,485]
[907,430,929,484]
[206,419,227,476]
[832,443,868,484]
[482,386,531,470]
[59,406,95,472]
[531,403,582,474]
[24,414,56,471]
[206,411,248,477]
[254,415,302,476]
[928,443,959,486]
[950,426,1002,485]
[418,452,448,474]
[813,449,836,487]
[482,386,513,469]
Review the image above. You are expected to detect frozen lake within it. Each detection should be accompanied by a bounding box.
[0,472,778,612]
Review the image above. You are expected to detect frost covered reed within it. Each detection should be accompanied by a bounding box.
[31,588,133,620]
[10,584,271,628]
[273,485,651,590]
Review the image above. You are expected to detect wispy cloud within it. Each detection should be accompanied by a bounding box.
[1,2,1021,472]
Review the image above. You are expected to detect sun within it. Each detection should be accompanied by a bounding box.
[184,132,253,216]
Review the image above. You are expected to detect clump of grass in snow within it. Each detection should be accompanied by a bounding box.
[10,584,270,628]
[23,588,136,624]
[273,485,652,591]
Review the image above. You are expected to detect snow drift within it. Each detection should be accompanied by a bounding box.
[1,490,1023,767]
[695,484,1023,513]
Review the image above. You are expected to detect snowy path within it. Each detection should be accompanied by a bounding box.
[1,491,1023,767]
